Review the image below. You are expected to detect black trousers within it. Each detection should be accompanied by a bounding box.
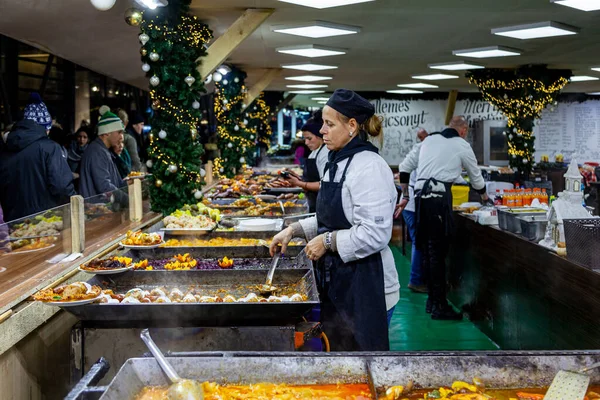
[416,197,452,304]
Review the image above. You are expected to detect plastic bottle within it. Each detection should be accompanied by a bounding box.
[541,189,549,205]
[507,190,515,207]
[515,189,523,207]
[494,190,503,206]
[524,189,533,206]
[502,189,509,206]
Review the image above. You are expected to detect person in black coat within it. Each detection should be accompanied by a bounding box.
[0,118,76,222]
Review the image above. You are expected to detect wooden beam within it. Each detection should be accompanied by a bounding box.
[274,94,297,115]
[445,89,459,125]
[243,68,281,110]
[197,9,275,79]
[39,54,54,97]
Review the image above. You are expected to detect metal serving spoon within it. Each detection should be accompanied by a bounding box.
[140,329,204,400]
[259,251,282,296]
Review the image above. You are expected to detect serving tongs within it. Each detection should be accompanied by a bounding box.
[544,361,600,400]
[140,329,204,400]
[259,251,282,296]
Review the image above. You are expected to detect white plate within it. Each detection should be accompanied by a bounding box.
[238,219,278,232]
[4,243,56,256]
[43,295,103,307]
[78,265,134,275]
[119,242,163,249]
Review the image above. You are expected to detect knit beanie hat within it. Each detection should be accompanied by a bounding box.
[24,92,52,130]
[97,105,125,136]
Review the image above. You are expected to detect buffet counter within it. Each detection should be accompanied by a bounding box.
[448,213,600,350]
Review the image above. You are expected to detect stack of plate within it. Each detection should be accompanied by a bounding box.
[238,219,278,231]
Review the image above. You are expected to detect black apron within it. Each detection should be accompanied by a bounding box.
[303,145,325,213]
[315,155,389,351]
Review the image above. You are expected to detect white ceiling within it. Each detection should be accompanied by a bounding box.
[2,0,600,100]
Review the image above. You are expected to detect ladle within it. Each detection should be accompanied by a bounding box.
[140,329,204,400]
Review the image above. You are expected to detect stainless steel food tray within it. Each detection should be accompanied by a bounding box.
[127,244,305,259]
[97,352,600,400]
[64,269,319,328]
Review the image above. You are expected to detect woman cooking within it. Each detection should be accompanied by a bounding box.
[284,111,329,213]
[270,89,400,351]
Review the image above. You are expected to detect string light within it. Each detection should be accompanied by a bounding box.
[467,67,570,174]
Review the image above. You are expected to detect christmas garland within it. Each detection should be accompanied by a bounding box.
[466,65,571,175]
[138,0,213,214]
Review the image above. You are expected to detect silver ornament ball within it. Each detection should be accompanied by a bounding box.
[234,125,239,131]
[234,77,240,83]
[223,79,229,85]
[194,190,203,200]
[243,119,248,125]
[150,75,160,87]
[158,130,167,139]
[200,168,206,177]
[239,157,245,163]
[146,159,153,168]
[192,100,200,109]
[227,143,233,148]
[185,75,196,87]
[142,63,151,72]
[139,33,149,46]
[149,52,160,62]
[219,168,224,173]
[168,164,178,173]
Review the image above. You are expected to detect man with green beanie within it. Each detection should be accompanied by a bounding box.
[79,106,126,198]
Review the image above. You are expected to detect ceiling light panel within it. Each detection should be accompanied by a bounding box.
[277,45,346,58]
[397,83,439,89]
[289,90,326,94]
[428,62,484,70]
[492,21,579,40]
[311,97,331,101]
[591,67,600,72]
[411,73,459,80]
[570,75,600,82]
[550,0,600,11]
[285,75,333,82]
[453,46,522,58]
[317,101,328,104]
[272,21,360,38]
[278,0,375,9]
[587,92,600,95]
[387,89,424,94]
[281,62,338,71]
[287,84,329,89]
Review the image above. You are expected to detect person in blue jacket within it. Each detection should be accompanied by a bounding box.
[0,93,75,222]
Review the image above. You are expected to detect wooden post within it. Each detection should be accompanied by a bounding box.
[242,69,282,110]
[205,161,214,186]
[445,90,459,125]
[70,195,85,254]
[197,9,275,79]
[129,179,143,222]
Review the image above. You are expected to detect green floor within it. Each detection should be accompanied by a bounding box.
[388,245,499,351]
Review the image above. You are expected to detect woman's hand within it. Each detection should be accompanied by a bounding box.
[270,227,293,256]
[287,175,304,188]
[305,234,327,261]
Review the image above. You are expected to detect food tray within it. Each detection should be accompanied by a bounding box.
[96,352,600,400]
[518,215,548,242]
[160,227,215,236]
[497,208,547,234]
[63,269,319,327]
[264,187,303,194]
[129,245,305,259]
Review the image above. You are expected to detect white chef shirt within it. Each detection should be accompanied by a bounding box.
[398,143,421,213]
[297,150,400,311]
[399,133,485,192]
[307,144,330,179]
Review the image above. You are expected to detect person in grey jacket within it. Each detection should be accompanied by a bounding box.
[79,106,126,198]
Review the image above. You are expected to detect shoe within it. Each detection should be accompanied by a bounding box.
[425,297,433,314]
[431,303,462,320]
[408,283,428,293]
